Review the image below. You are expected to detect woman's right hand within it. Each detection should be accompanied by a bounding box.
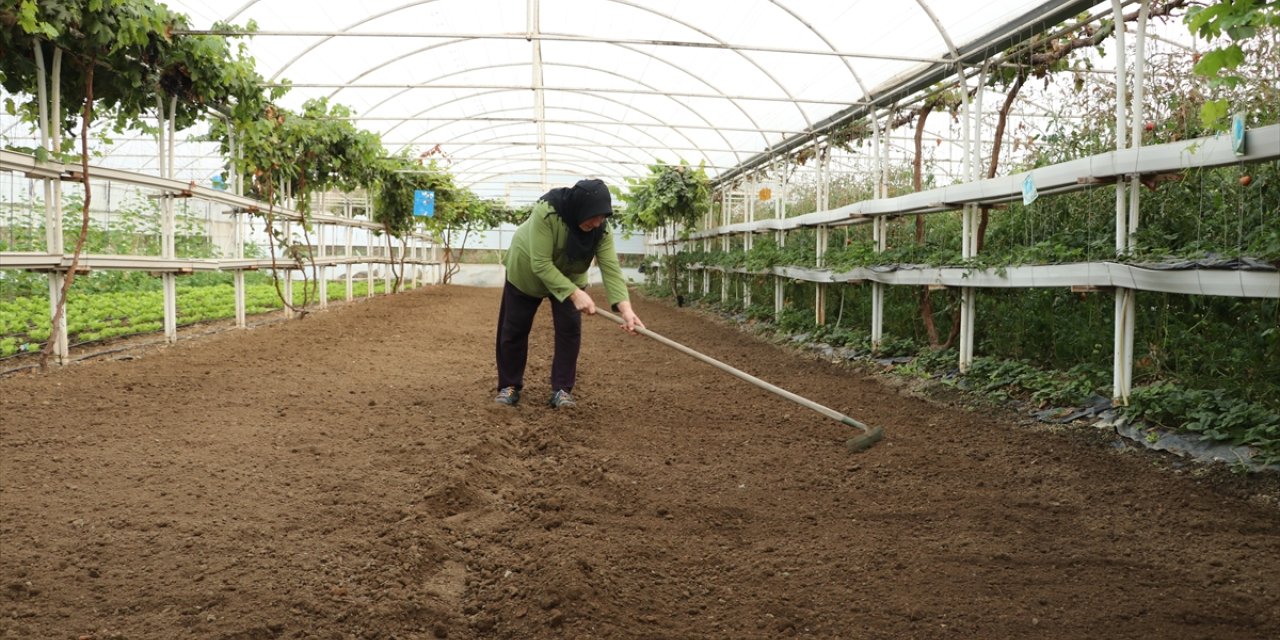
[569,289,597,315]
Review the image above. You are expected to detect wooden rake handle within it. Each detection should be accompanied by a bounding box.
[595,308,884,453]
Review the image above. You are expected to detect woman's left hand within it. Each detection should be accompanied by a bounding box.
[616,301,645,335]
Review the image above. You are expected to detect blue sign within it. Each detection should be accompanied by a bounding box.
[1231,112,1246,156]
[413,189,436,217]
[1022,173,1038,206]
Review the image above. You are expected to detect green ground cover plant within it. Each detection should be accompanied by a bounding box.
[0,275,387,358]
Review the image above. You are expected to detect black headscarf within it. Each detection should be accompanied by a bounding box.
[540,178,613,262]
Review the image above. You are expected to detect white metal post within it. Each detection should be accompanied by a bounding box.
[774,228,785,320]
[775,159,787,321]
[1111,0,1135,405]
[231,125,246,328]
[702,197,711,296]
[234,210,246,327]
[282,220,294,314]
[160,96,178,343]
[1128,1,1150,252]
[317,221,328,308]
[345,203,355,301]
[721,232,730,303]
[870,120,886,350]
[411,238,420,289]
[367,224,375,297]
[958,67,984,372]
[34,44,69,363]
[385,239,394,293]
[430,231,440,285]
[815,148,831,325]
[743,178,754,308]
[815,224,828,325]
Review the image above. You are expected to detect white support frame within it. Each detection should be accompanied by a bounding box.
[1,153,439,358]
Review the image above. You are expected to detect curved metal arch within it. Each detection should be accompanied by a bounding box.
[600,0,808,127]
[459,166,632,191]
[397,100,703,166]
[383,88,711,166]
[456,153,647,173]
[373,59,732,156]
[766,2,870,99]
[450,144,650,179]
[334,40,768,154]
[223,0,260,22]
[448,135,652,169]
[427,121,659,168]
[457,165,626,188]
[364,60,740,163]
[345,52,757,154]
[424,108,655,166]
[446,130,660,163]
[459,162,631,184]
[912,0,961,59]
[324,37,470,101]
[252,0,807,131]
[261,0,450,82]
[454,158,627,185]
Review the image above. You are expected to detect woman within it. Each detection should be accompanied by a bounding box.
[495,178,644,408]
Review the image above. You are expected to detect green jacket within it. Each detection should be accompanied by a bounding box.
[504,200,630,305]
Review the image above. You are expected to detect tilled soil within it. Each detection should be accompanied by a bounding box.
[1,285,1277,640]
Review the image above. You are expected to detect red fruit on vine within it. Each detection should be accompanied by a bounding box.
[1144,122,1154,132]
[1239,175,1252,187]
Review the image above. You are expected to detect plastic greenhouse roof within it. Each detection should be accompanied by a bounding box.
[93,1,1106,201]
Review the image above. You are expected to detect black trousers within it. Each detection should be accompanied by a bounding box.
[495,280,582,392]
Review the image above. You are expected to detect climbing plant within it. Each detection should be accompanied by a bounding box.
[1185,0,1280,128]
[210,97,386,312]
[0,0,268,366]
[614,160,711,300]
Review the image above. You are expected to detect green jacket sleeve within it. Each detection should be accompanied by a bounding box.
[529,210,578,302]
[595,230,631,306]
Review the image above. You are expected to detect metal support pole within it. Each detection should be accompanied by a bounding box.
[230,124,247,328]
[958,67,985,372]
[345,203,355,301]
[743,178,754,308]
[870,122,886,350]
[385,239,394,293]
[159,96,178,343]
[815,224,828,326]
[1111,0,1135,405]
[282,220,294,314]
[317,221,329,308]
[720,233,729,303]
[431,231,440,285]
[702,198,712,296]
[871,217,886,349]
[775,159,787,321]
[1128,1,1150,254]
[35,45,69,364]
[412,238,420,289]
[366,222,375,296]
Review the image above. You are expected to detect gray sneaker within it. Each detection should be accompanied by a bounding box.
[495,386,520,406]
[549,389,576,409]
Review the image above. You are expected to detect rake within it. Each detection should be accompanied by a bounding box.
[596,309,884,453]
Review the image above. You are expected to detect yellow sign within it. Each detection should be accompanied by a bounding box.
[758,187,772,201]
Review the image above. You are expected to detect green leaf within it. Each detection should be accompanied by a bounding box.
[1192,49,1229,77]
[1199,99,1230,130]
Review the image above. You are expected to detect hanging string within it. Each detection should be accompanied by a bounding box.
[1236,159,1245,256]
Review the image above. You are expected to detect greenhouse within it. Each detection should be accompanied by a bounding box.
[1,0,1278,637]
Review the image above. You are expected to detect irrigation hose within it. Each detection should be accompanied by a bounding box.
[595,309,884,453]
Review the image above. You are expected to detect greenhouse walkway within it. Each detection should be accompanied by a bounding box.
[1,286,1277,639]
